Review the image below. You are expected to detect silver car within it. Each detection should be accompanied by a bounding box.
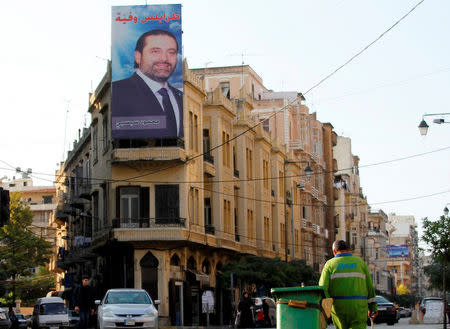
[96,289,160,329]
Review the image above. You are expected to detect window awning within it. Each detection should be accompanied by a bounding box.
[186,269,210,284]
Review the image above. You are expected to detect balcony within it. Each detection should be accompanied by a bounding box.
[205,224,215,235]
[112,217,186,228]
[112,144,187,162]
[203,154,215,177]
[203,153,214,164]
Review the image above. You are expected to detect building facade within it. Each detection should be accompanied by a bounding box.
[57,62,337,326]
[387,213,419,294]
[333,136,369,259]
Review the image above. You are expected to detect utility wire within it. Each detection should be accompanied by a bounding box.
[2,144,449,186]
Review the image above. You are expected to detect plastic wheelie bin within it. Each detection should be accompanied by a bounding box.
[271,286,330,329]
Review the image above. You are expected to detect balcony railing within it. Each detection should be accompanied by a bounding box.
[203,153,214,164]
[205,224,215,235]
[112,217,186,228]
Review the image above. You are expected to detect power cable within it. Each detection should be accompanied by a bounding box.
[2,143,449,186]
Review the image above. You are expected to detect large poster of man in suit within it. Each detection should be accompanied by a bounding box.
[111,5,183,139]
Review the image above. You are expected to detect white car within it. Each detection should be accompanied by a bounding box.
[96,289,160,329]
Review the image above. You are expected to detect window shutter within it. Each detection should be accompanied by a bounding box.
[116,186,121,219]
[140,187,149,219]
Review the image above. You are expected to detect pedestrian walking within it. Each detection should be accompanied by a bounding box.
[72,275,95,329]
[237,291,255,328]
[319,240,378,329]
[262,299,272,327]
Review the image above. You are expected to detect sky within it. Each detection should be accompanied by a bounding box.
[0,0,449,243]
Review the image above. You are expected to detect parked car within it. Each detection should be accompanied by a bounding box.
[95,289,160,329]
[0,308,11,329]
[67,310,79,329]
[31,297,69,329]
[370,296,398,325]
[252,297,276,328]
[13,314,27,329]
[420,297,444,323]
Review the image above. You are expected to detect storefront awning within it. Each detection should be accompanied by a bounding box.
[186,269,210,284]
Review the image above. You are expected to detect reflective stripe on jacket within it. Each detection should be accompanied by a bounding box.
[319,253,378,312]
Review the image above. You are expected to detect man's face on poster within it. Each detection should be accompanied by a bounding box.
[135,34,178,83]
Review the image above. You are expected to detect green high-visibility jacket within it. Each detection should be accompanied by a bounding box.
[319,252,378,313]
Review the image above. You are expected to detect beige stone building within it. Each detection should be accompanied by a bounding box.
[387,213,419,294]
[333,136,369,259]
[367,209,392,294]
[57,62,337,326]
[0,174,66,291]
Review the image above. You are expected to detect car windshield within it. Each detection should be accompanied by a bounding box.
[40,303,66,315]
[376,296,392,304]
[105,291,151,304]
[16,315,24,320]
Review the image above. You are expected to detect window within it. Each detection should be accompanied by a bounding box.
[189,112,194,150]
[222,132,231,167]
[295,229,299,252]
[120,187,139,219]
[102,113,108,152]
[220,82,230,98]
[247,209,254,241]
[189,187,199,224]
[204,198,212,226]
[264,217,270,242]
[155,185,179,222]
[246,148,253,178]
[194,114,198,152]
[263,160,269,189]
[93,192,99,232]
[203,129,210,154]
[224,199,232,233]
[93,125,98,163]
[352,233,357,247]
[302,206,307,219]
[376,271,380,285]
[42,196,53,204]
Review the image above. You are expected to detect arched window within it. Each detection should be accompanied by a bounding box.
[170,253,180,266]
[140,252,159,300]
[201,259,210,274]
[187,256,197,270]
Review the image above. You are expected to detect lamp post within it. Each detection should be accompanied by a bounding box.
[284,159,313,262]
[443,203,450,216]
[418,113,450,136]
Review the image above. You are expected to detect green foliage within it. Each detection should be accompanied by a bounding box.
[0,193,53,298]
[424,262,450,291]
[421,215,450,292]
[219,255,319,294]
[15,272,55,307]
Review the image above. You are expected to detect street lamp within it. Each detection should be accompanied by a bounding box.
[444,203,450,216]
[284,159,314,262]
[418,113,450,136]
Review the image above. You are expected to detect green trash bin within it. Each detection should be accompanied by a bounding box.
[271,286,328,329]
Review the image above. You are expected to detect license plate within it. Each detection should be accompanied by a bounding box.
[378,307,386,311]
[124,319,135,326]
[50,327,59,329]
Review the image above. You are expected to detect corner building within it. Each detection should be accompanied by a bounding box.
[57,62,336,326]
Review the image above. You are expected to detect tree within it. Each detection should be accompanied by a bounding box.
[219,255,319,295]
[0,192,53,301]
[422,215,450,329]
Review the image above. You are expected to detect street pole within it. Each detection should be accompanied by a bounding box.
[291,186,295,260]
[443,259,447,329]
[284,162,288,262]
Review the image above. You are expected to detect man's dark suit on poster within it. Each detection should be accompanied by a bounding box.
[112,72,183,139]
